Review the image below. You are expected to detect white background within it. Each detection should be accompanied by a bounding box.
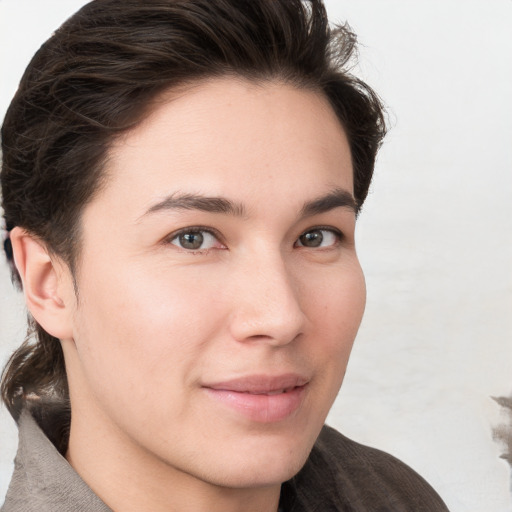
[1,1,511,510]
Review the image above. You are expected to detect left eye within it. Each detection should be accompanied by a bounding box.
[170,229,221,251]
[295,228,340,248]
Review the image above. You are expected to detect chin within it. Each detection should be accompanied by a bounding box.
[202,434,314,489]
[210,459,308,490]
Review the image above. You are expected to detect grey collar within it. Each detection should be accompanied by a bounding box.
[1,410,111,512]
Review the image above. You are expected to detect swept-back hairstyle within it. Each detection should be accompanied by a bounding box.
[1,0,386,451]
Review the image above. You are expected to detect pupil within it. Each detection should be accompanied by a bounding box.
[301,230,323,247]
[180,232,203,249]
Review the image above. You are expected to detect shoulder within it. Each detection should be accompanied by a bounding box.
[281,425,449,512]
[1,411,111,512]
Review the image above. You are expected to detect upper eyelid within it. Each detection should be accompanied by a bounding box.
[295,226,344,247]
[164,225,223,243]
[161,224,344,247]
[300,225,344,237]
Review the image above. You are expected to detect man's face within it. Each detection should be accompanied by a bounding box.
[62,78,366,490]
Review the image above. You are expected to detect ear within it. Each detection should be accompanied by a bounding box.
[10,227,75,340]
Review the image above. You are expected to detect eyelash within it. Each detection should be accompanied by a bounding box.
[166,226,344,252]
[294,226,344,249]
[166,226,225,252]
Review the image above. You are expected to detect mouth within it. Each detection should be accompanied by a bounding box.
[244,387,299,396]
[202,374,309,423]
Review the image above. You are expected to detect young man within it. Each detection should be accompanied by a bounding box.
[0,0,449,510]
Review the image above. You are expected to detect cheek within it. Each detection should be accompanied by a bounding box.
[71,263,226,401]
[306,260,366,340]
[301,261,366,385]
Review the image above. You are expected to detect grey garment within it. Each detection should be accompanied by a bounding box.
[1,411,111,512]
[1,411,449,512]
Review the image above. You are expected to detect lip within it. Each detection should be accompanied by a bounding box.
[202,374,309,423]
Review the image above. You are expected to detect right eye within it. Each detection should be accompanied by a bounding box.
[169,229,224,251]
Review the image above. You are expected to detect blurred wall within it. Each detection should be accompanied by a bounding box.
[1,1,511,510]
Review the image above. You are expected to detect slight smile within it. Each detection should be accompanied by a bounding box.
[202,374,309,423]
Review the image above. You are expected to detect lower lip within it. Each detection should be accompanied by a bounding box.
[204,385,306,423]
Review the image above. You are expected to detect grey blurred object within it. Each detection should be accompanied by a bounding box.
[493,396,512,468]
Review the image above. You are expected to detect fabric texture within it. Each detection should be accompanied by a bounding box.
[280,425,449,511]
[1,411,449,511]
[1,411,110,512]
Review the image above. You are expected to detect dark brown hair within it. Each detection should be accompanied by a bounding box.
[1,0,386,448]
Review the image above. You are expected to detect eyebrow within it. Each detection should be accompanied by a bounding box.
[142,193,247,218]
[300,188,358,217]
[141,187,357,220]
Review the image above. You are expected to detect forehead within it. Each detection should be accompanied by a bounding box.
[89,77,353,221]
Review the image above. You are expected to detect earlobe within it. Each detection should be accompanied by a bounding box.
[10,227,74,340]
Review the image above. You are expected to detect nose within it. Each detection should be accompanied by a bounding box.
[227,252,306,346]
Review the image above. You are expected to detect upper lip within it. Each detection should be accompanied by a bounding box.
[203,374,309,394]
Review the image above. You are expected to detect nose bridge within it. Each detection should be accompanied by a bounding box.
[228,248,305,345]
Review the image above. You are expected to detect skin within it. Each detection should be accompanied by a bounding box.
[13,78,366,512]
